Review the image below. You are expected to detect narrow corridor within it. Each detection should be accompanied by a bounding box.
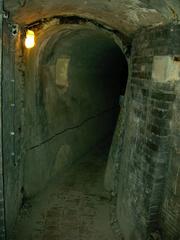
[1,3,180,240]
[13,142,116,240]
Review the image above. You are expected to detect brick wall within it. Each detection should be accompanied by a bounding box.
[106,23,180,239]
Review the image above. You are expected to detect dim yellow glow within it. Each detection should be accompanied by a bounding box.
[25,30,35,49]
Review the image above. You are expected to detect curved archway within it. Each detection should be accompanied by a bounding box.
[2,2,180,239]
[22,20,128,196]
[13,19,129,239]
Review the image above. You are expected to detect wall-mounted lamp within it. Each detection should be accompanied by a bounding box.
[25,30,35,49]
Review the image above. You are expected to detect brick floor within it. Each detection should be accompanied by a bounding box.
[13,146,115,240]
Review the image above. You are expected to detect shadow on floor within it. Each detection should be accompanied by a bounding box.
[13,142,116,240]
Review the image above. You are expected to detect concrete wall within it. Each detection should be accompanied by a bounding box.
[23,26,127,198]
[2,23,24,236]
[5,0,180,35]
[105,23,180,239]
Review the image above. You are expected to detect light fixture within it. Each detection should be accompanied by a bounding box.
[25,30,35,49]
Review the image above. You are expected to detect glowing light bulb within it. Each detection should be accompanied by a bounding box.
[25,30,35,49]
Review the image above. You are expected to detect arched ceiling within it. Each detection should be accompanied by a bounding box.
[5,0,180,35]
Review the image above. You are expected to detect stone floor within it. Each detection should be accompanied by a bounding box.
[13,144,116,240]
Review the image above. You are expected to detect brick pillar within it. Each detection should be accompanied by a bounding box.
[107,23,180,239]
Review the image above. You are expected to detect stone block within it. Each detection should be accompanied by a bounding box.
[152,56,180,82]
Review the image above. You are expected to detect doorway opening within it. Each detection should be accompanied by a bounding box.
[14,25,128,240]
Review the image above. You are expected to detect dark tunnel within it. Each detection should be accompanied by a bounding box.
[1,2,180,240]
[12,27,128,239]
